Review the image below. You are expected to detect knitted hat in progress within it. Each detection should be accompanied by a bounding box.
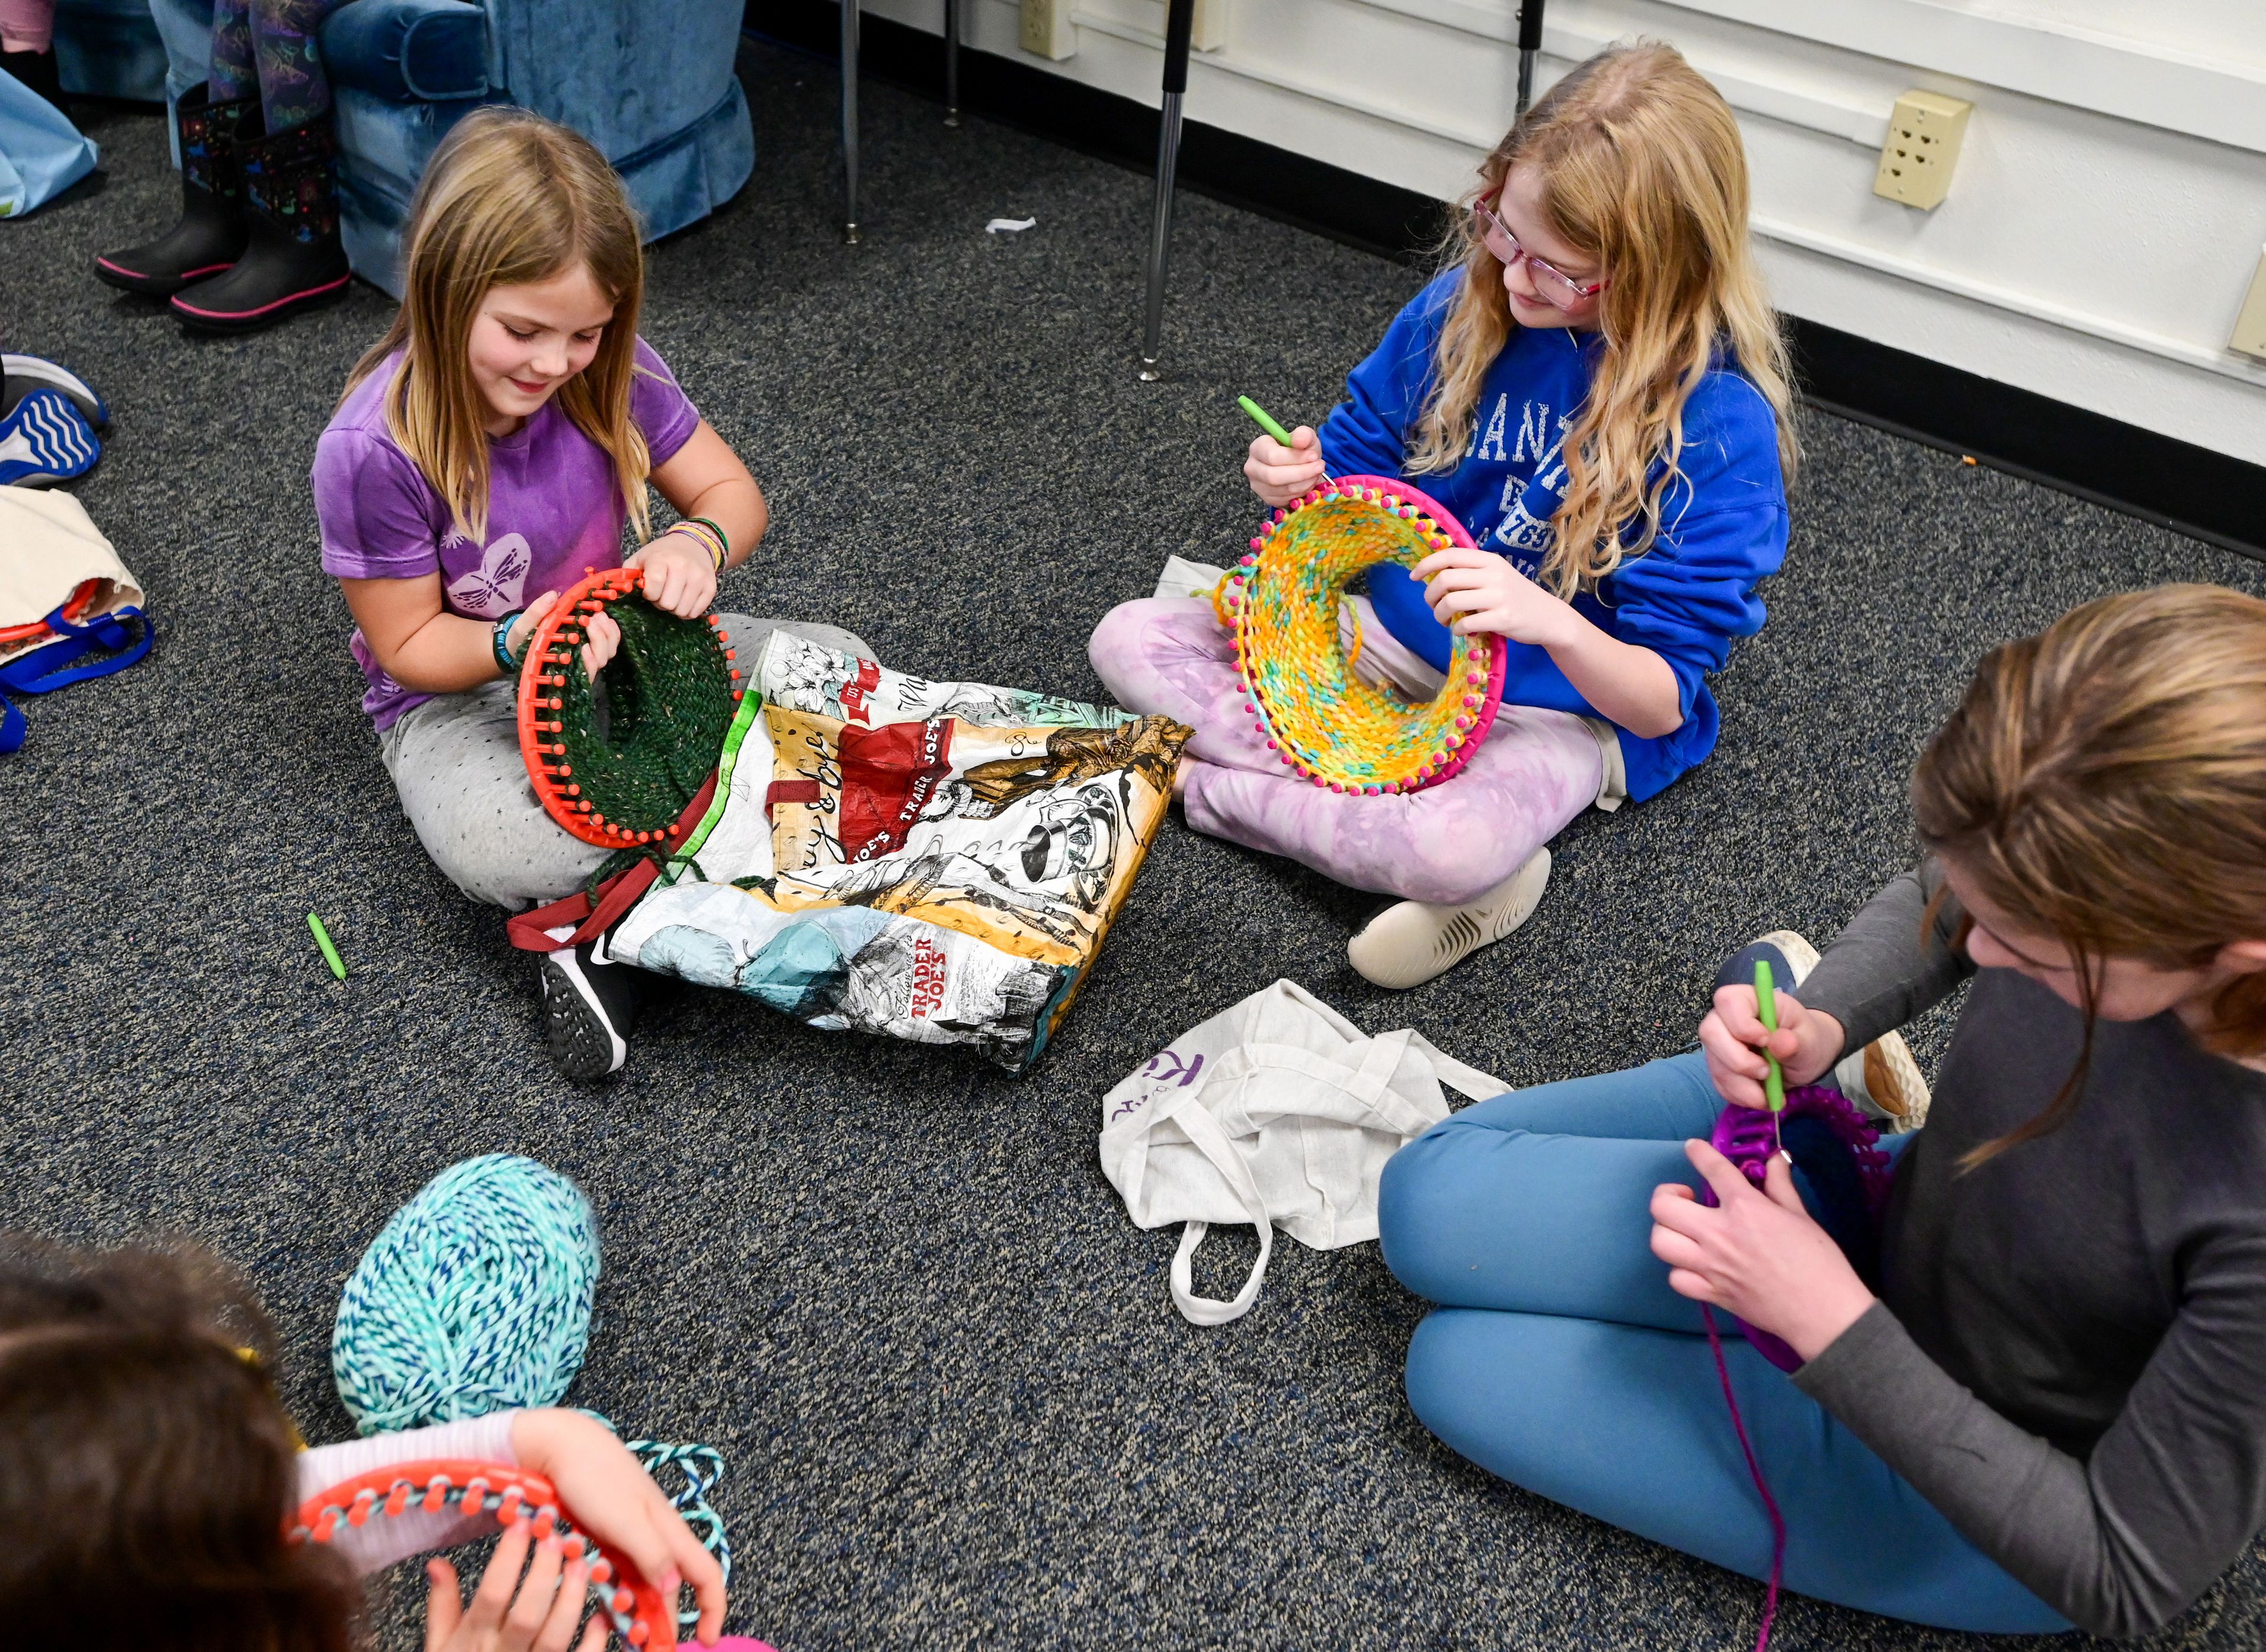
[1211,475,1506,795]
[516,566,740,849]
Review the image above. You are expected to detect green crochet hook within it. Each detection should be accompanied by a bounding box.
[307,912,348,982]
[1755,958,1786,1153]
[1237,395,1337,486]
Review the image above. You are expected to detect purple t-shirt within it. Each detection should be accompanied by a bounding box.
[314,336,702,729]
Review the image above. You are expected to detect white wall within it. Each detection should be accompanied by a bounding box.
[857,0,2266,466]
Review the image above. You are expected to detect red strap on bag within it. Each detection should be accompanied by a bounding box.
[507,773,719,953]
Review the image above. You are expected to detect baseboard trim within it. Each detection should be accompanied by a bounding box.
[745,1,2266,559]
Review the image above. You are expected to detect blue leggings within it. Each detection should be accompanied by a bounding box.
[1376,1051,2069,1634]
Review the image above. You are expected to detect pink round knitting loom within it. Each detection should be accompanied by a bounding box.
[1211,474,1507,795]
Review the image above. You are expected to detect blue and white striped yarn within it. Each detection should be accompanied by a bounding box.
[332,1154,600,1436]
[594,1424,734,1620]
[330,1156,731,1615]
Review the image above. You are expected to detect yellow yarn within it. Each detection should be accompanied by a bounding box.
[1217,481,1501,795]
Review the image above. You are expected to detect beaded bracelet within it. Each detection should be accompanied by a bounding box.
[493,611,523,674]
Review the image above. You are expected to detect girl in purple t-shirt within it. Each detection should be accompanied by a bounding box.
[313,107,871,1081]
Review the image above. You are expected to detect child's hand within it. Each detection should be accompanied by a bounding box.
[579,612,621,677]
[500,592,617,678]
[628,529,719,620]
[425,1525,604,1652]
[1412,545,1574,648]
[506,591,561,670]
[1649,1139,1876,1362]
[509,1409,728,1646]
[1698,985,1845,1109]
[1244,426,1326,506]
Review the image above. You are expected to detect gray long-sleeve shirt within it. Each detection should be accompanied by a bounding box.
[1791,865,2266,1636]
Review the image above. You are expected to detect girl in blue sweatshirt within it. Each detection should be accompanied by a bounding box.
[1092,42,1796,987]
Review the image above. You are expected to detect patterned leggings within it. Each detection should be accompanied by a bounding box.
[207,0,349,130]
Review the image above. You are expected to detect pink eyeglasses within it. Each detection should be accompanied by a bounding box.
[1472,203,1607,309]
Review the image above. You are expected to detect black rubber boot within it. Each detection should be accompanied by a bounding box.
[169,113,351,333]
[1,47,64,109]
[94,86,257,296]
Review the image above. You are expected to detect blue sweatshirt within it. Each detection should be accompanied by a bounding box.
[1317,269,1788,803]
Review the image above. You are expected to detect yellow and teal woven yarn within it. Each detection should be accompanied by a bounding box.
[1212,474,1507,795]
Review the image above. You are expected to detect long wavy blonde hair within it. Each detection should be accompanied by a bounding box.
[1407,41,1797,596]
[1912,585,2266,1168]
[344,107,652,545]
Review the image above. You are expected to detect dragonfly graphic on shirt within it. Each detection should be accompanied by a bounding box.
[444,532,534,619]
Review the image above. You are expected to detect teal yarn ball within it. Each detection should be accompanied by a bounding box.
[332,1155,600,1437]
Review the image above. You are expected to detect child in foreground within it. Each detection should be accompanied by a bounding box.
[315,107,870,1080]
[0,1236,727,1652]
[1091,42,1793,989]
[1378,585,2266,1635]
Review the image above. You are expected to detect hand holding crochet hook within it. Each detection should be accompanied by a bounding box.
[1658,962,1878,1361]
[1239,395,1331,506]
[1698,968,1845,1112]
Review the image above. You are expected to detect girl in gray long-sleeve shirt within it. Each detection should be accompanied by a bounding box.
[1380,584,2266,1635]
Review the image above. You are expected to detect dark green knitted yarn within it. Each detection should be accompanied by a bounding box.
[552,595,735,834]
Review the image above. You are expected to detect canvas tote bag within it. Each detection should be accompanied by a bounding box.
[1101,980,1504,1325]
[0,489,149,752]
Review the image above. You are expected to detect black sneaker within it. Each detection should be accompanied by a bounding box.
[539,943,641,1080]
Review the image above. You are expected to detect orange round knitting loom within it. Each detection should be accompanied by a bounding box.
[516,568,742,850]
[1212,474,1505,794]
[293,1459,676,1650]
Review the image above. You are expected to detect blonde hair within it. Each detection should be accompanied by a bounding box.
[1407,41,1797,597]
[345,107,651,545]
[1911,585,2266,1167]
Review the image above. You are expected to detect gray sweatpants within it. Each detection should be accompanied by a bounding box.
[378,613,874,910]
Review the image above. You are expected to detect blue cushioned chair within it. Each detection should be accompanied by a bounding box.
[52,0,172,101]
[140,0,754,295]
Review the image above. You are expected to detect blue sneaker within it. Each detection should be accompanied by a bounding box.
[0,388,100,487]
[1,353,108,428]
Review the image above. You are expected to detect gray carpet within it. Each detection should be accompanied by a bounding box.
[7,38,2266,1651]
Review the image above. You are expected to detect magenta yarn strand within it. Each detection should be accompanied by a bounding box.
[1704,1304,1784,1652]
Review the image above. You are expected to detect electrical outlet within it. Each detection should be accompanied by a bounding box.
[1874,91,1972,211]
[2231,247,2266,362]
[1021,0,1076,60]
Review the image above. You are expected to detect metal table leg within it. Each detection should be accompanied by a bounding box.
[1136,0,1197,381]
[944,0,961,128]
[841,0,860,243]
[1516,0,1544,115]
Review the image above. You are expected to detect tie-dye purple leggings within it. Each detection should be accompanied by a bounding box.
[207,0,348,130]
[1089,597,1603,906]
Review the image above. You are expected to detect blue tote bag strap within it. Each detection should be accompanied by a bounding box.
[0,691,24,755]
[0,604,153,696]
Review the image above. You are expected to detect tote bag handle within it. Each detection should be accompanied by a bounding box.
[1155,1029,1424,1326]
[0,606,155,755]
[1158,1090,1276,1327]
